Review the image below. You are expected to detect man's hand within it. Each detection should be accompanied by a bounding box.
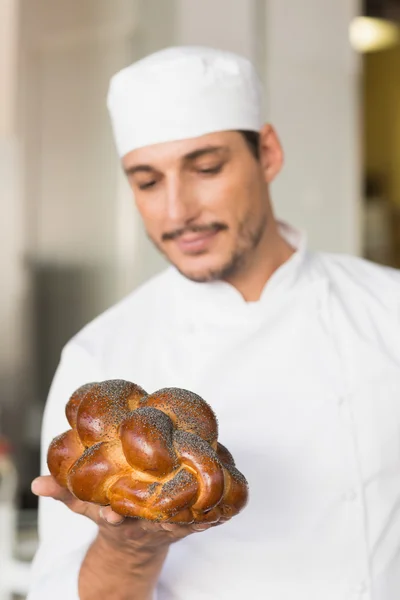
[32,474,225,599]
[31,475,222,552]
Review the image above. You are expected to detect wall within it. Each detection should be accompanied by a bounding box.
[0,0,18,136]
[265,0,362,255]
[176,0,263,63]
[19,0,138,271]
[0,0,25,405]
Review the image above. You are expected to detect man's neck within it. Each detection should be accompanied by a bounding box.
[224,225,296,302]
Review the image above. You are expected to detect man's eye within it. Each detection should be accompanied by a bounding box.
[138,180,157,190]
[198,164,223,175]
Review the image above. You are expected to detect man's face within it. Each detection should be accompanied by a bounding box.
[122,131,269,282]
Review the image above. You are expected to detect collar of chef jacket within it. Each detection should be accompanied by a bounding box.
[166,220,328,331]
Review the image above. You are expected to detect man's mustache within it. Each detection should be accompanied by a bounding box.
[162,222,228,242]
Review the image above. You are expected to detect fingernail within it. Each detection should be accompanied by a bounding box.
[193,525,208,532]
[100,508,124,525]
[31,479,40,495]
[109,516,124,526]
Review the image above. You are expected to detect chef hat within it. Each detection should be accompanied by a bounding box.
[107,46,264,157]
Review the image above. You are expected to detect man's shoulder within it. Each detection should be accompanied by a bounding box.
[316,251,400,286]
[67,267,175,353]
[314,250,400,311]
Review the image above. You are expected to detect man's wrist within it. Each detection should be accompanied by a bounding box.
[80,531,168,600]
[96,526,169,565]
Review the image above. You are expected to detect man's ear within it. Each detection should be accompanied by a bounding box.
[259,124,284,183]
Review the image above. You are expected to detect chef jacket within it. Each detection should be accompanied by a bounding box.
[27,222,400,600]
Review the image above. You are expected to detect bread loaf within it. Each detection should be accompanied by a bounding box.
[47,380,248,524]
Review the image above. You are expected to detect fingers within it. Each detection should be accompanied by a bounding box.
[31,475,73,503]
[160,522,212,534]
[99,505,125,526]
[145,517,222,535]
[31,475,99,522]
[31,476,225,536]
[159,523,182,533]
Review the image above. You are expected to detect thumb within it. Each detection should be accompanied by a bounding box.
[31,475,116,523]
[31,475,72,503]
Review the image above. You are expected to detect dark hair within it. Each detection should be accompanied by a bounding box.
[239,130,260,160]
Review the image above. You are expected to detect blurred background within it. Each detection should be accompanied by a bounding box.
[1,0,400,597]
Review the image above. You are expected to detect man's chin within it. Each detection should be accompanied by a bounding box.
[172,246,247,283]
[163,243,244,282]
[172,259,226,283]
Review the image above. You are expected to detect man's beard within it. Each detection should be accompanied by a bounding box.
[148,211,268,283]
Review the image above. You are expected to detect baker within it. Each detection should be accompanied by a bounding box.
[28,46,400,600]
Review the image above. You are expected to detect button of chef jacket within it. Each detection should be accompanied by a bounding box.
[350,580,368,598]
[185,322,196,334]
[342,488,358,503]
[329,392,346,406]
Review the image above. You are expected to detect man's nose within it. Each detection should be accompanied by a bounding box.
[164,176,200,223]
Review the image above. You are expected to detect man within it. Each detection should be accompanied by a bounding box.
[28,46,400,600]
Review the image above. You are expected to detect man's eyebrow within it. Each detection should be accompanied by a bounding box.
[124,164,155,176]
[183,145,229,162]
[123,145,229,176]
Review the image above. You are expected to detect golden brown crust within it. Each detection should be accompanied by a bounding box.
[75,380,147,445]
[47,380,248,524]
[47,429,85,487]
[216,442,236,467]
[119,408,178,477]
[66,383,97,429]
[141,388,219,445]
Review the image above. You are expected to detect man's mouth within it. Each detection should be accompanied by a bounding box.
[163,223,227,255]
[174,228,222,254]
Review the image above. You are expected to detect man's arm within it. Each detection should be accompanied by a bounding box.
[31,475,216,600]
[79,529,168,600]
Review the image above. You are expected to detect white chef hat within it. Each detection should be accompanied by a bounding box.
[107,46,264,157]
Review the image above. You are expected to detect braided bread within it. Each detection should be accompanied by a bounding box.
[47,380,248,524]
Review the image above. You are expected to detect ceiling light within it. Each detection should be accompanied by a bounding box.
[349,16,400,53]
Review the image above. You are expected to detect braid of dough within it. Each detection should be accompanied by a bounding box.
[47,380,248,524]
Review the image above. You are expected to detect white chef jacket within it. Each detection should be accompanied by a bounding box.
[27,222,400,600]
